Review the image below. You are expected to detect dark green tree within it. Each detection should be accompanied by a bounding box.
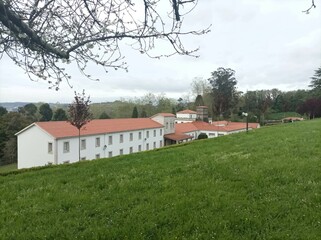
[208,67,238,119]
[39,103,53,121]
[132,106,139,118]
[68,90,92,161]
[23,103,37,116]
[53,108,68,121]
[309,66,321,97]
[0,112,32,165]
[0,106,7,117]
[197,133,208,140]
[194,94,205,107]
[99,112,111,119]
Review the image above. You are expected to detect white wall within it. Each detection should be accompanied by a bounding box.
[176,113,197,119]
[56,127,164,164]
[17,125,55,169]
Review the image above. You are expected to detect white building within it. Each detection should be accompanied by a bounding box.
[175,110,197,123]
[16,118,164,169]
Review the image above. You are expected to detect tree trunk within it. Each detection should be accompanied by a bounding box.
[78,128,80,161]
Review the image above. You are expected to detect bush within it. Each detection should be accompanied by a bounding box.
[197,133,208,140]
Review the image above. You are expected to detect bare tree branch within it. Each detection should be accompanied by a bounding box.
[303,0,316,14]
[0,0,210,89]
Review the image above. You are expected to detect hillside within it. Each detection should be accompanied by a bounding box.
[1,120,321,239]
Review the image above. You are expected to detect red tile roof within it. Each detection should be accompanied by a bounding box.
[151,113,175,118]
[35,118,163,138]
[164,133,193,141]
[176,109,197,114]
[176,121,259,134]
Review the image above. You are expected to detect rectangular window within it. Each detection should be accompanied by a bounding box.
[120,134,123,143]
[146,131,149,138]
[139,132,142,139]
[120,149,123,155]
[81,139,86,150]
[130,133,133,141]
[63,141,70,153]
[146,143,149,150]
[138,145,142,152]
[153,130,156,137]
[80,157,86,161]
[153,142,156,149]
[95,137,100,147]
[166,122,168,129]
[48,142,53,154]
[95,154,100,159]
[108,136,113,145]
[160,129,162,136]
[108,151,113,158]
[129,147,133,153]
[160,140,163,147]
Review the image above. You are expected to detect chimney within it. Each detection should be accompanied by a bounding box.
[196,106,208,122]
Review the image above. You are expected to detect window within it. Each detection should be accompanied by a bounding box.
[95,154,100,159]
[63,141,70,153]
[81,139,86,150]
[139,132,142,139]
[95,137,100,147]
[138,145,142,152]
[160,140,163,147]
[81,157,86,161]
[153,130,156,137]
[48,142,53,154]
[120,149,123,155]
[166,122,168,129]
[108,151,113,158]
[130,133,133,141]
[120,134,123,143]
[160,129,162,136]
[146,143,149,150]
[129,147,133,153]
[146,131,149,138]
[108,136,113,145]
[153,142,156,149]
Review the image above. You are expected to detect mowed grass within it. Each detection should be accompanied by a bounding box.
[1,120,321,239]
[0,163,17,173]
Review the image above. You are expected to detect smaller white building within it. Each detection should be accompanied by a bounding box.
[175,110,197,123]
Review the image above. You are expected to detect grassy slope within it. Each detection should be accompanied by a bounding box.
[1,120,321,239]
[0,163,17,173]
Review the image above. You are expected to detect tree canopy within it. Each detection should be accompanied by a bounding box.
[208,67,238,119]
[0,0,209,89]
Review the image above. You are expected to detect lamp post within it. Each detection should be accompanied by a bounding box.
[242,112,249,132]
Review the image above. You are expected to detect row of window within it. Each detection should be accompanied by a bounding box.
[50,140,164,154]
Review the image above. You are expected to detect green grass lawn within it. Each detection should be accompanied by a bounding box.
[1,120,321,239]
[0,163,17,173]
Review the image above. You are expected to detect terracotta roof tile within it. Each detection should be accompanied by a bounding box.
[176,109,197,114]
[164,133,193,141]
[36,118,163,138]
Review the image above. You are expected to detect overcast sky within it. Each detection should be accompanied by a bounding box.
[0,0,320,103]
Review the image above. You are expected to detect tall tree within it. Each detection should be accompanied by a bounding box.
[309,66,321,97]
[208,67,238,119]
[39,103,53,121]
[68,90,92,161]
[53,108,68,121]
[132,106,138,118]
[0,0,209,88]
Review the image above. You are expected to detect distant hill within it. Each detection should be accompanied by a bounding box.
[0,102,30,112]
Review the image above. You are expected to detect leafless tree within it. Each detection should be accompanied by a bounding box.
[68,90,92,161]
[0,0,210,89]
